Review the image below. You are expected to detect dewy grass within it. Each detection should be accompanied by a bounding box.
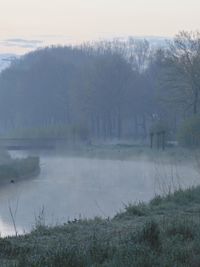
[0,186,200,266]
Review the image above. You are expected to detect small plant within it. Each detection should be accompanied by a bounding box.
[166,219,195,240]
[34,206,48,233]
[150,195,163,206]
[178,115,200,147]
[138,220,161,250]
[88,231,112,264]
[124,203,147,216]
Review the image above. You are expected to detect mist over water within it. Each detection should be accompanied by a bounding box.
[0,152,199,237]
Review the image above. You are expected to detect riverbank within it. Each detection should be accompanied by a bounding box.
[0,156,40,185]
[1,186,200,266]
[53,143,198,163]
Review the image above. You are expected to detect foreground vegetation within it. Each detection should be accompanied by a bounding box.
[0,186,200,266]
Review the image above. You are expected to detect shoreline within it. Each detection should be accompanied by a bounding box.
[1,186,200,266]
[0,156,40,186]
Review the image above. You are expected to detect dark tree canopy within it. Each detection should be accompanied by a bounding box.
[0,32,199,144]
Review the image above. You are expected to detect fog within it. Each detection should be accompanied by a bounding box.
[0,152,198,236]
[0,32,200,239]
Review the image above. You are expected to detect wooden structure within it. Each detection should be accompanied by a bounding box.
[150,131,166,150]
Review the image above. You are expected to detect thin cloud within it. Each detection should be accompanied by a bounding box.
[1,38,43,49]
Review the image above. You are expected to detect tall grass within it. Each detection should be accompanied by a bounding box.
[0,186,200,266]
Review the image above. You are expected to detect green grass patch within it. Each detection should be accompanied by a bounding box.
[0,186,199,266]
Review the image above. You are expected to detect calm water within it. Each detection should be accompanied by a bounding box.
[0,152,199,236]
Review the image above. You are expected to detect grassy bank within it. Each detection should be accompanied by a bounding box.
[0,156,40,184]
[55,144,199,166]
[1,186,200,266]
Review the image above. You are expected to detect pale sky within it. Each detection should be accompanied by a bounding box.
[0,0,199,54]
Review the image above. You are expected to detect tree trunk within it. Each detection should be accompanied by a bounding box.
[96,115,100,139]
[193,87,198,114]
[103,118,107,141]
[134,115,139,139]
[117,107,121,140]
[142,114,147,139]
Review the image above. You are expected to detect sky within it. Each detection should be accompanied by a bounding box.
[0,0,200,54]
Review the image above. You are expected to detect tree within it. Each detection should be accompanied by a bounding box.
[165,31,200,115]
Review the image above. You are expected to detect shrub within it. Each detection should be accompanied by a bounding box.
[166,219,195,240]
[178,115,200,147]
[0,156,40,181]
[138,221,161,250]
[150,121,169,134]
[124,203,147,216]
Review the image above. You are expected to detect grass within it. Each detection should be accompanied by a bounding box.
[0,186,200,266]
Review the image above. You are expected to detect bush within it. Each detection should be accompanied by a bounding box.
[178,115,200,147]
[150,121,169,134]
[124,203,147,216]
[0,156,40,182]
[138,221,161,250]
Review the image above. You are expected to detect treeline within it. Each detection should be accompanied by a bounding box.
[0,31,200,144]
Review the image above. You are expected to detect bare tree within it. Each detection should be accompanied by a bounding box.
[166,31,200,114]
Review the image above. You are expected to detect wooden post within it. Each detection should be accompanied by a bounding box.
[162,131,165,150]
[150,133,154,149]
[157,132,160,149]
